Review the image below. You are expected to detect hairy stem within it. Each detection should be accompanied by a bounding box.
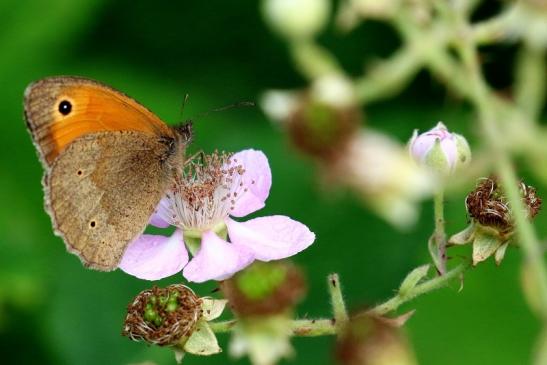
[369,262,469,315]
[328,273,349,330]
[433,190,447,274]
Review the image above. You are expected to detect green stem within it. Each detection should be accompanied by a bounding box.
[328,273,349,330]
[209,318,337,337]
[369,262,469,315]
[433,190,447,274]
[451,17,547,322]
[515,43,546,122]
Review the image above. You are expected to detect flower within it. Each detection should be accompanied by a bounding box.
[119,149,315,283]
[409,122,471,175]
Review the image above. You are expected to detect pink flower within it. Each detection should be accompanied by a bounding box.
[119,149,315,283]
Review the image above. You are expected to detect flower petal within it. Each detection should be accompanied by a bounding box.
[119,230,188,280]
[226,216,315,261]
[228,149,272,217]
[148,197,172,228]
[183,231,254,283]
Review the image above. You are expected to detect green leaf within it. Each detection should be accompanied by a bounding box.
[183,321,221,356]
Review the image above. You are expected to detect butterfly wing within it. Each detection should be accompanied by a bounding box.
[45,131,173,270]
[24,76,175,167]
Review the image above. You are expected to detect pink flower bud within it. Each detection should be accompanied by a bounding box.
[409,122,470,175]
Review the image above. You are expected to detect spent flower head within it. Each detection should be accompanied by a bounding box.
[119,149,315,283]
[449,176,542,265]
[123,284,228,359]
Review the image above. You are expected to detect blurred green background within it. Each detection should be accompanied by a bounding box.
[0,1,543,364]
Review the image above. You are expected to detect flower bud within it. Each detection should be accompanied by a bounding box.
[409,122,471,175]
[122,285,202,346]
[262,0,330,39]
[336,314,417,365]
[221,261,306,317]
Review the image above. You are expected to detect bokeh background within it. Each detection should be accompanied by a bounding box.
[0,1,543,364]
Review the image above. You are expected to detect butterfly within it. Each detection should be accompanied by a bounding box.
[24,76,192,271]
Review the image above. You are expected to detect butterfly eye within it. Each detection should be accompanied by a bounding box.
[58,100,72,115]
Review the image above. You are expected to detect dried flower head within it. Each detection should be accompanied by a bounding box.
[122,285,202,346]
[221,261,306,316]
[466,177,541,233]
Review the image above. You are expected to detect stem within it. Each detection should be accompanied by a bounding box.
[451,16,547,322]
[209,318,337,337]
[515,43,546,122]
[328,273,349,330]
[355,45,422,104]
[369,262,469,315]
[433,190,447,274]
[496,157,547,321]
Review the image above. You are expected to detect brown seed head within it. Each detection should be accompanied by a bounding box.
[122,284,202,346]
[466,177,541,232]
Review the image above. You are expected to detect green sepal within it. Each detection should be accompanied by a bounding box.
[472,230,503,265]
[183,321,221,356]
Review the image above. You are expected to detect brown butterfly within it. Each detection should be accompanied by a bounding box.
[24,76,192,271]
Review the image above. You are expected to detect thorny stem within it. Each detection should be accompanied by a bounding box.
[369,262,470,316]
[433,190,447,274]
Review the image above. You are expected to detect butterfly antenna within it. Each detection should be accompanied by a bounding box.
[192,101,255,121]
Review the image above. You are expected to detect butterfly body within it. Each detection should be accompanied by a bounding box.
[24,76,191,270]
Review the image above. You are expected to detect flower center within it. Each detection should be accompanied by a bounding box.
[157,151,249,231]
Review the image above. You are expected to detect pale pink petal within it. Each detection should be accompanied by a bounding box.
[148,197,172,228]
[119,230,188,281]
[228,149,272,217]
[225,216,315,261]
[182,231,254,283]
[440,137,457,168]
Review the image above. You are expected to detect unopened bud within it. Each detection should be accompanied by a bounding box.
[409,122,471,176]
[262,0,330,39]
